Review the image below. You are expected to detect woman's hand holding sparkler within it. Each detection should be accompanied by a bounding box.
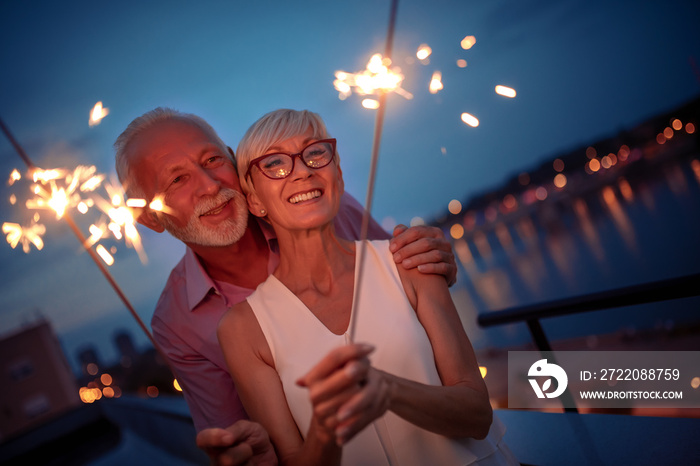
[296,343,391,446]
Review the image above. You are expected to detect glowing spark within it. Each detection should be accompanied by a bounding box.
[89,101,109,127]
[77,202,89,214]
[95,244,114,265]
[416,44,432,60]
[80,174,105,192]
[126,198,147,208]
[48,187,68,218]
[429,71,444,94]
[3,221,46,253]
[334,53,411,104]
[9,194,17,205]
[149,198,165,211]
[109,222,123,240]
[461,112,479,127]
[495,85,516,98]
[362,99,380,109]
[92,182,148,263]
[103,180,126,207]
[108,206,134,226]
[461,35,476,50]
[87,224,105,247]
[8,169,21,185]
[33,168,65,183]
[456,59,467,68]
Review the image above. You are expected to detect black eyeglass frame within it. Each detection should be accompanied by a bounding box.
[245,138,337,180]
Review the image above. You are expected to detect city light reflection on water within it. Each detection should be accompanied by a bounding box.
[447,147,700,351]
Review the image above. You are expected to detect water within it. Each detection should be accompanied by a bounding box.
[449,146,700,350]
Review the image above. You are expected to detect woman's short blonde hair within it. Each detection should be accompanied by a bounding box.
[236,109,337,194]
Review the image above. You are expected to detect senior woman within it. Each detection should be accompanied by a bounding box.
[217,109,517,466]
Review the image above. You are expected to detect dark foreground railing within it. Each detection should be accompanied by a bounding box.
[477,272,700,414]
[478,272,700,352]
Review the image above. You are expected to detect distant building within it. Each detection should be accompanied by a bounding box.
[114,330,138,368]
[77,345,102,377]
[0,319,80,441]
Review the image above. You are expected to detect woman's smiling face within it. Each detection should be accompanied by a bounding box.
[245,127,344,233]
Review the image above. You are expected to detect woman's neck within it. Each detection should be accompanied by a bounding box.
[273,224,355,295]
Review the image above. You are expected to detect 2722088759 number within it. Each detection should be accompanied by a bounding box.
[598,368,680,381]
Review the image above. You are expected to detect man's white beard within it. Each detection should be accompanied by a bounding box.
[160,188,249,247]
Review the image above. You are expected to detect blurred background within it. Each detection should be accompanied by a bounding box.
[1,0,699,462]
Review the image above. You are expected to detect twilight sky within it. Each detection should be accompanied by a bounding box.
[1,0,699,367]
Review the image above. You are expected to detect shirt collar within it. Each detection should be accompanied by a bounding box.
[184,217,279,312]
[183,246,219,311]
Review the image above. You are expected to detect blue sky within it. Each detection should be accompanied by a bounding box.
[1,0,699,366]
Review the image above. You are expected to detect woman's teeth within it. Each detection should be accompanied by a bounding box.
[288,190,321,204]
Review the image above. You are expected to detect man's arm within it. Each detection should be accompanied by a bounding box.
[152,314,247,432]
[390,224,457,286]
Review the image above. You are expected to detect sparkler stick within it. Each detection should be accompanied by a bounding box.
[0,117,35,169]
[347,0,398,342]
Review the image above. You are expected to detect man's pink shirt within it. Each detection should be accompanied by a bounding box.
[151,193,389,432]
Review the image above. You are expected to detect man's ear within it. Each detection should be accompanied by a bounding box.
[136,209,165,233]
[246,191,266,218]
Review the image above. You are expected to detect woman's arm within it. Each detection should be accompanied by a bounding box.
[217,302,342,466]
[391,266,492,437]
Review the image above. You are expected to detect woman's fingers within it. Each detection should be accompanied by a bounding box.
[296,344,374,430]
[334,368,391,445]
[296,343,374,388]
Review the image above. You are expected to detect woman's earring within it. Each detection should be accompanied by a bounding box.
[260,209,266,216]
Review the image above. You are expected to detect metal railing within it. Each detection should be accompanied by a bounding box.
[477,272,700,412]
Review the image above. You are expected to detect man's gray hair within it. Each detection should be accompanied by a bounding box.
[235,109,336,194]
[114,107,228,198]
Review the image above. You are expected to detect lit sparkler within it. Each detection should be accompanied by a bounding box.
[5,162,149,266]
[0,113,179,395]
[333,52,413,103]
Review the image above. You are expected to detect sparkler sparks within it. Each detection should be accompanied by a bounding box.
[332,32,515,128]
[461,35,476,50]
[416,44,432,60]
[495,85,517,98]
[461,112,480,127]
[4,165,149,264]
[429,71,444,94]
[89,101,109,127]
[8,169,21,185]
[333,53,413,103]
[2,221,46,253]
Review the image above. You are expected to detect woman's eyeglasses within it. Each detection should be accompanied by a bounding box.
[246,139,336,180]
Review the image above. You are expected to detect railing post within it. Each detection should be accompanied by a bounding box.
[526,318,579,413]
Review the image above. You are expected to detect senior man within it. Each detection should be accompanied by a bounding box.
[115,107,457,464]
